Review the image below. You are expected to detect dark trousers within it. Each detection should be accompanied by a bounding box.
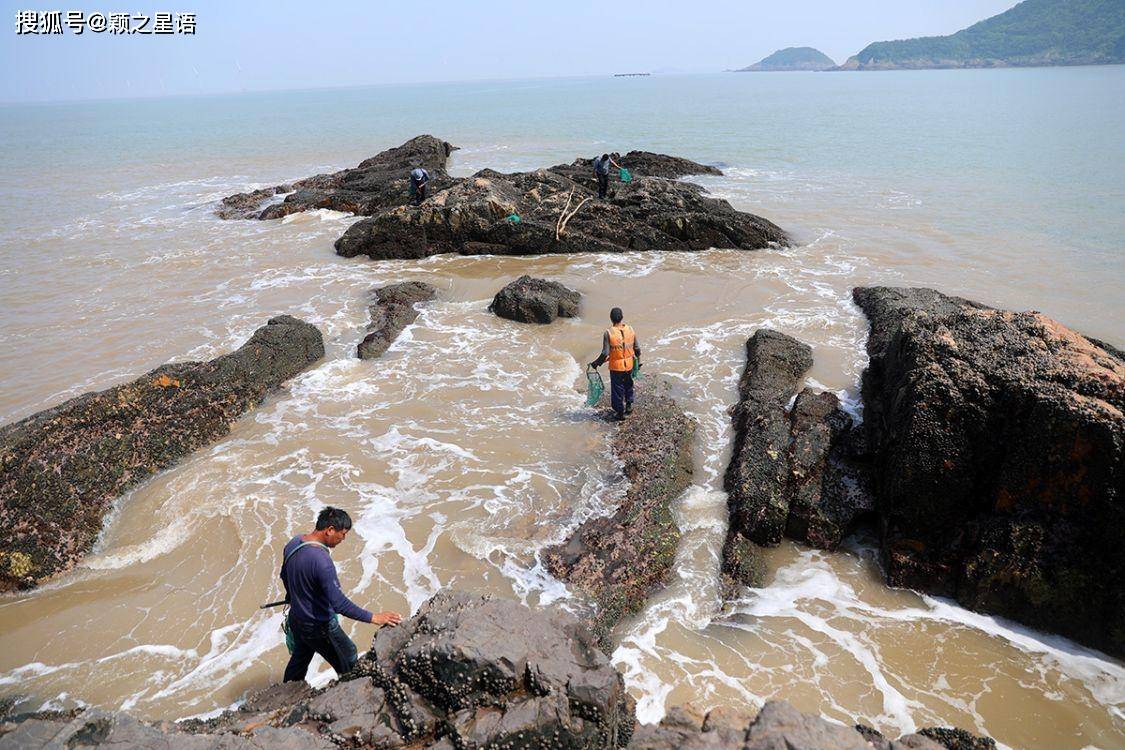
[597,173,609,199]
[609,370,634,417]
[283,615,358,682]
[411,180,427,205]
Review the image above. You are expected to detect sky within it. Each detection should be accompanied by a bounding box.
[1,0,1021,103]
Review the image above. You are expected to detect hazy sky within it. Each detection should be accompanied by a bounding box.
[1,0,1020,103]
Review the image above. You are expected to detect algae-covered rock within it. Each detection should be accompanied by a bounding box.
[0,315,324,591]
[854,285,1125,657]
[543,377,695,643]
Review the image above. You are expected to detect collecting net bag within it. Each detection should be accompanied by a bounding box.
[586,368,604,406]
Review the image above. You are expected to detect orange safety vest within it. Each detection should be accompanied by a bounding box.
[606,324,636,372]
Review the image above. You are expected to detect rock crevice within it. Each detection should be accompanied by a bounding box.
[721,329,871,590]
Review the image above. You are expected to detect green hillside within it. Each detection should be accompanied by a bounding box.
[841,0,1125,70]
[735,47,836,72]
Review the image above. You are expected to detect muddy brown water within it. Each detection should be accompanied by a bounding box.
[2,78,1124,750]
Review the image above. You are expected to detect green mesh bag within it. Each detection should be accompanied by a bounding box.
[619,168,632,183]
[586,367,604,407]
[631,358,642,379]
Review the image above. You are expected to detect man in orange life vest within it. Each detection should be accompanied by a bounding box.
[589,307,641,420]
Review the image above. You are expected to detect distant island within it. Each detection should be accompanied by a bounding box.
[733,47,836,72]
[839,0,1125,70]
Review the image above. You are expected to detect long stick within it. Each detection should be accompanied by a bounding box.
[259,599,288,609]
[558,197,592,238]
[555,189,574,240]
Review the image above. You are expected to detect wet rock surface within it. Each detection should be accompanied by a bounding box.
[488,275,581,324]
[0,590,996,749]
[543,377,695,643]
[721,330,871,590]
[217,135,457,220]
[0,316,324,592]
[357,281,438,360]
[853,286,1125,658]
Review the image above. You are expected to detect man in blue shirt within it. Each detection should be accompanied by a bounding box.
[592,153,621,200]
[409,167,430,205]
[280,507,402,682]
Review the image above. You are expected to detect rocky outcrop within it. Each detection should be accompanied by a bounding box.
[217,134,782,257]
[217,135,457,220]
[0,316,324,592]
[334,163,787,261]
[853,286,1125,658]
[721,330,871,590]
[0,590,995,750]
[543,378,695,643]
[549,151,722,182]
[357,281,437,359]
[488,276,580,324]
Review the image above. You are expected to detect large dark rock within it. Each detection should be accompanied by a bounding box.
[543,378,695,643]
[217,135,457,220]
[357,281,437,360]
[358,590,636,749]
[333,154,787,261]
[488,275,581,324]
[0,316,324,591]
[853,286,1125,657]
[721,330,872,590]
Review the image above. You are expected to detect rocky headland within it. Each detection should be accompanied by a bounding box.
[218,136,788,261]
[0,316,324,592]
[358,282,438,360]
[0,590,994,750]
[837,0,1125,70]
[488,276,581,325]
[543,378,695,643]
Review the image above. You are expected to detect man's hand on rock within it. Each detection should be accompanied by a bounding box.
[371,611,402,627]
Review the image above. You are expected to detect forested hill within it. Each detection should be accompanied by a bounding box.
[840,0,1125,70]
[734,47,836,71]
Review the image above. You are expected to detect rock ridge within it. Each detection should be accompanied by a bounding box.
[543,377,695,643]
[0,316,324,591]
